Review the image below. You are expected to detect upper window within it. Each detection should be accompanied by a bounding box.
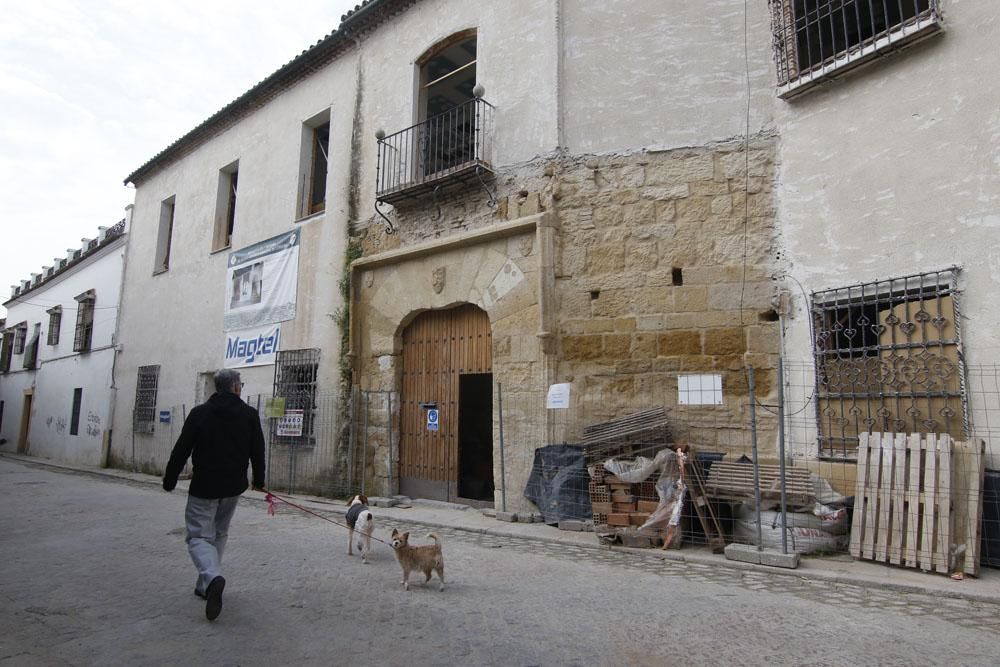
[74,290,96,352]
[213,161,239,251]
[12,322,27,355]
[134,365,161,434]
[47,306,62,346]
[22,323,40,370]
[770,0,942,98]
[155,196,176,273]
[298,114,329,218]
[810,268,962,461]
[418,31,477,176]
[0,330,12,372]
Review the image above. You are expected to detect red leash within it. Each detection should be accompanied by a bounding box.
[262,489,392,547]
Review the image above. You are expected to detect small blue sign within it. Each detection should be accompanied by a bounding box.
[159,410,171,424]
[426,408,439,432]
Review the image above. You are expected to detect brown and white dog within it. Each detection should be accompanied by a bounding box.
[389,528,445,591]
[346,494,375,563]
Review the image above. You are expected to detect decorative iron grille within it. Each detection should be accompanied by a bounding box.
[769,0,940,93]
[13,323,27,355]
[271,348,320,447]
[375,96,495,204]
[0,331,12,372]
[810,268,965,460]
[73,295,95,352]
[47,308,61,346]
[134,365,160,434]
[22,325,39,370]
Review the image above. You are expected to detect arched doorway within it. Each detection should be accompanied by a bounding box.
[400,304,493,505]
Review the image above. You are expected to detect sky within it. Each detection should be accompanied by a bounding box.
[0,0,360,318]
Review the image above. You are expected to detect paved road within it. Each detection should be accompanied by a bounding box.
[2,458,1000,666]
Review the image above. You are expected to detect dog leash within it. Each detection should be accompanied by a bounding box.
[262,489,394,547]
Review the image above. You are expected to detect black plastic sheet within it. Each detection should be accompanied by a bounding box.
[523,444,591,524]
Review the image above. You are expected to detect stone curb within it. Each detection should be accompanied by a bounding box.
[5,452,998,606]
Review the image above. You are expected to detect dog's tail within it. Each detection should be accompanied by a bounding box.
[365,513,373,523]
[427,533,441,544]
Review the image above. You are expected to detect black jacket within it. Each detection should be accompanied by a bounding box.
[163,392,266,499]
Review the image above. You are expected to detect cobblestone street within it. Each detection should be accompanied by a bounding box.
[2,457,1000,666]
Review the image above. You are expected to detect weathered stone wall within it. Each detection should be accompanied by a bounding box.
[351,136,782,508]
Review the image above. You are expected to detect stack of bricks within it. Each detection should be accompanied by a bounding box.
[589,467,662,545]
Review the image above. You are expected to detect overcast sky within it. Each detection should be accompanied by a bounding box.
[0,0,360,318]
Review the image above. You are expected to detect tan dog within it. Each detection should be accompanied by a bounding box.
[389,529,445,591]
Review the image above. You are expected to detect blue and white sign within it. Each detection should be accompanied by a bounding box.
[426,408,439,432]
[159,410,171,424]
[224,323,281,368]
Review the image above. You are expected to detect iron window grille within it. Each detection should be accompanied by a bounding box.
[271,348,320,447]
[47,307,62,346]
[769,0,942,98]
[810,268,965,461]
[134,365,160,434]
[73,292,95,352]
[13,323,27,355]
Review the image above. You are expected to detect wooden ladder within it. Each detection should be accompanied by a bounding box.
[685,460,727,553]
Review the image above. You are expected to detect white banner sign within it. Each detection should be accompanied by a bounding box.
[223,324,281,368]
[223,229,300,332]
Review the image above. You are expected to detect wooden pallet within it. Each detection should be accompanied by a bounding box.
[703,462,814,507]
[849,433,985,575]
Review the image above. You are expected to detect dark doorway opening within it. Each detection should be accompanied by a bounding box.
[458,373,494,504]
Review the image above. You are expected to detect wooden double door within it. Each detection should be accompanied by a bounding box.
[400,304,494,505]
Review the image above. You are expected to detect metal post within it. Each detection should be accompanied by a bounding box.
[347,387,357,490]
[748,365,763,552]
[498,381,507,513]
[388,391,395,495]
[131,408,136,472]
[361,392,370,496]
[777,358,788,555]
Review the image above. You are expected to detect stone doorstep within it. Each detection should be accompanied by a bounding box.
[4,452,999,606]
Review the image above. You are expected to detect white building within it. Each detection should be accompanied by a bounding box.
[0,216,129,466]
[110,0,999,508]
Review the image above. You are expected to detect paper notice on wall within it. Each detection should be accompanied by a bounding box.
[223,229,300,331]
[546,383,571,409]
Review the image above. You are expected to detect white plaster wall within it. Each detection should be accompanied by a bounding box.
[0,239,125,463]
[562,0,777,153]
[352,0,559,212]
[112,53,358,467]
[774,3,1000,458]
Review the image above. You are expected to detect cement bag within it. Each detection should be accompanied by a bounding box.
[734,506,848,554]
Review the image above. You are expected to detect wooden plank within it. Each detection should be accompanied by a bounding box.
[875,436,894,562]
[850,433,873,558]
[965,439,986,575]
[935,434,952,573]
[919,434,937,572]
[861,433,882,560]
[889,433,907,565]
[904,433,922,568]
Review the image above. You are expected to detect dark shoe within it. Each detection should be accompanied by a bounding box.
[194,588,207,600]
[205,576,225,621]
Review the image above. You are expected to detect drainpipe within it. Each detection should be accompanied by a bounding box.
[105,205,133,468]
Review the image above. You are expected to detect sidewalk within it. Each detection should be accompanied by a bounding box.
[6,451,1000,605]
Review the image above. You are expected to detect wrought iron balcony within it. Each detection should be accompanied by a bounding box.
[375,97,495,210]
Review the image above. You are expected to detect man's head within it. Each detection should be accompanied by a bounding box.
[214,369,242,396]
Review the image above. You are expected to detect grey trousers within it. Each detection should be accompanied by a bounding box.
[185,494,240,594]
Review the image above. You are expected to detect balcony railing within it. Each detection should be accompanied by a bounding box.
[375,97,495,207]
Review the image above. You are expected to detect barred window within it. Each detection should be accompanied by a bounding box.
[271,348,320,446]
[47,306,62,346]
[811,268,964,461]
[134,365,160,434]
[769,0,942,98]
[74,291,95,352]
[13,323,27,355]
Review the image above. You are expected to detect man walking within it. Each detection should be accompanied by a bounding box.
[162,369,265,621]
